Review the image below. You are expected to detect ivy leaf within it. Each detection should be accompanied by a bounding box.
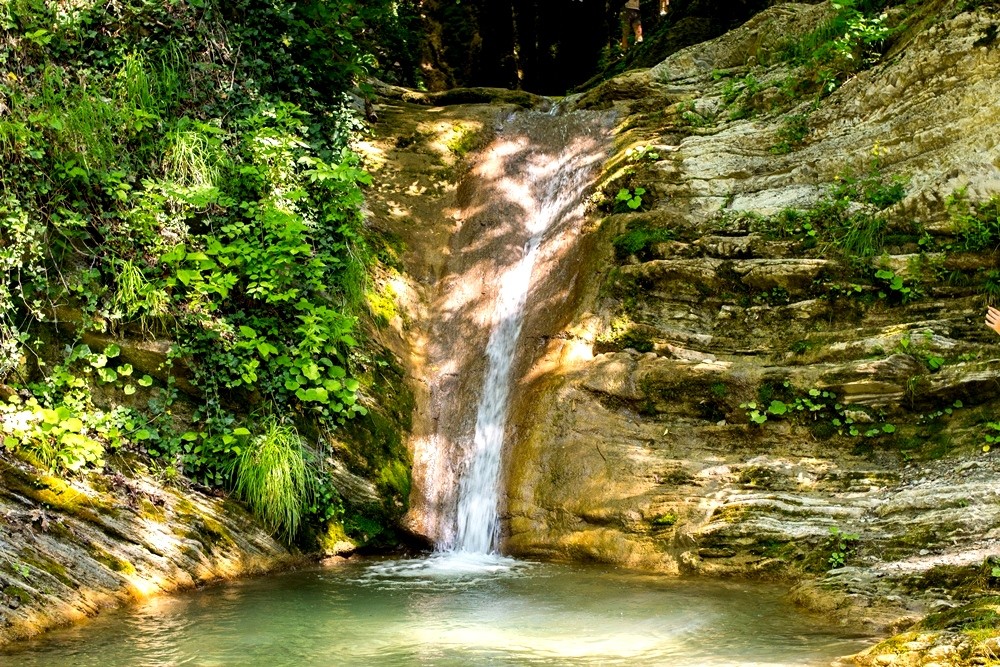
[297,387,329,402]
[138,375,154,387]
[768,400,788,416]
[257,342,279,358]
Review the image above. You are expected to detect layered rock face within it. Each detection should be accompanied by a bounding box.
[498,2,1000,629]
[0,457,298,644]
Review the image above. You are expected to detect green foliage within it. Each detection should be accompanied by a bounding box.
[874,269,922,304]
[947,189,1000,251]
[770,114,811,154]
[721,74,763,120]
[0,0,417,540]
[677,100,711,128]
[614,187,647,212]
[627,145,661,163]
[983,421,1000,453]
[230,419,314,541]
[778,0,894,95]
[895,331,946,371]
[612,220,674,260]
[827,526,860,568]
[741,383,895,439]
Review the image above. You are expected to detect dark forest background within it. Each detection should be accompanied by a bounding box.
[405,0,796,94]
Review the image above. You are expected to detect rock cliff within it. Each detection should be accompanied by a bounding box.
[495,0,1000,644]
[364,3,1000,663]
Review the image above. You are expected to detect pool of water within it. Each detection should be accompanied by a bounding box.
[1,553,871,666]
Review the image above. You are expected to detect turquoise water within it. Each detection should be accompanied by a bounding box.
[1,554,870,666]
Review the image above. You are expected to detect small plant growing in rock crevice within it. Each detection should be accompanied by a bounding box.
[827,526,860,568]
[770,114,811,154]
[614,186,647,212]
[612,219,675,261]
[946,188,1000,252]
[740,383,896,439]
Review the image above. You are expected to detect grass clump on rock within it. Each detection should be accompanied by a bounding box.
[231,419,314,542]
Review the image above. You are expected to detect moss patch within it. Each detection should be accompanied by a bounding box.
[919,596,1000,636]
[19,551,74,586]
[0,459,113,524]
[3,586,32,605]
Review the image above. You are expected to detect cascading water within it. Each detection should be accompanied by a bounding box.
[453,233,543,553]
[441,110,612,554]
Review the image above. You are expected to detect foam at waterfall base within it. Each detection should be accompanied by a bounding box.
[356,551,532,588]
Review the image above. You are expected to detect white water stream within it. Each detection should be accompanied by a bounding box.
[448,112,608,554]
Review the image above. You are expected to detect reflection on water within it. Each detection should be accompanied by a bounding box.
[1,555,870,667]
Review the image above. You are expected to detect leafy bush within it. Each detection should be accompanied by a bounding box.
[778,0,894,95]
[947,189,1000,251]
[770,114,811,154]
[0,0,415,533]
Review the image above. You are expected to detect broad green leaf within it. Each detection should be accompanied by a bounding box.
[60,417,84,432]
[302,362,321,381]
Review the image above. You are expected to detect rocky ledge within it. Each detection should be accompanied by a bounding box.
[0,454,300,645]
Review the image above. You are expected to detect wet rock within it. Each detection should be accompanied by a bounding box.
[0,456,299,645]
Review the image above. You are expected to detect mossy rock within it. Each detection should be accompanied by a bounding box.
[87,545,138,576]
[918,596,1000,636]
[0,458,114,525]
[3,586,31,605]
[19,551,74,586]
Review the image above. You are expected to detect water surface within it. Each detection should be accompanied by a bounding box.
[2,554,870,666]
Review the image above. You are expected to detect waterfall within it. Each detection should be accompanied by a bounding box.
[442,110,611,554]
[453,233,544,553]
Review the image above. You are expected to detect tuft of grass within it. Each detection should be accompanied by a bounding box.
[231,419,314,541]
[828,210,886,258]
[162,119,225,188]
[112,259,169,331]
